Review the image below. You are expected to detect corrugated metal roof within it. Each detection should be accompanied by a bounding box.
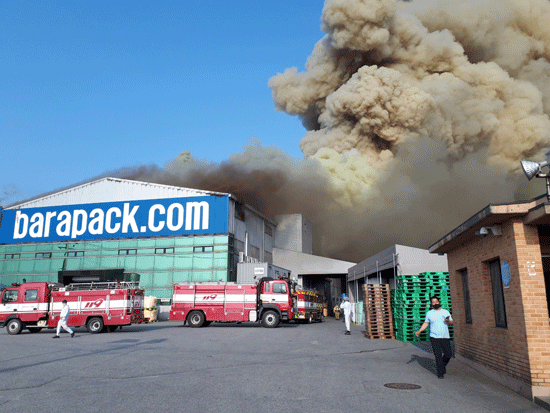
[6,177,231,209]
[429,195,546,254]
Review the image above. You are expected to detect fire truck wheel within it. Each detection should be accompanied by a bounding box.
[308,315,313,324]
[7,319,23,335]
[188,311,205,328]
[87,317,104,334]
[28,327,42,333]
[261,311,280,328]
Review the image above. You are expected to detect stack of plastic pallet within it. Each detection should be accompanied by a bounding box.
[363,284,394,339]
[392,272,453,342]
[425,272,453,320]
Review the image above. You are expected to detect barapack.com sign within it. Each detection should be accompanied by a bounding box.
[0,195,229,243]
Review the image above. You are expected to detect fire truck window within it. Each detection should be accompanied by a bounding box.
[273,283,287,294]
[264,283,270,293]
[24,290,38,301]
[4,290,18,302]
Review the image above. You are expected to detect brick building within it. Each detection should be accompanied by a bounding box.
[430,195,550,400]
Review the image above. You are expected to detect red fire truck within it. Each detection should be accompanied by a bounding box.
[170,277,294,328]
[0,281,144,335]
[294,289,323,323]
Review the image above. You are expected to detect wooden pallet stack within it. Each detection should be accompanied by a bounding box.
[363,284,395,339]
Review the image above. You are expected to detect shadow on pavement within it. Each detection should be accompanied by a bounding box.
[406,354,437,376]
[192,322,300,328]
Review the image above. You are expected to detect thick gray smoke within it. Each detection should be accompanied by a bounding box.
[123,0,550,262]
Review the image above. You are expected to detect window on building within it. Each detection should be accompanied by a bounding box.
[35,252,52,259]
[4,254,20,259]
[541,255,550,318]
[460,269,472,324]
[489,259,507,328]
[65,251,84,257]
[24,290,38,301]
[193,246,213,253]
[118,249,137,255]
[3,290,19,302]
[155,247,175,254]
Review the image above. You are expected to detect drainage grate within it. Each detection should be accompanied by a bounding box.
[384,383,422,390]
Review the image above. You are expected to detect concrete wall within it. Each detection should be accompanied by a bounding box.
[274,214,312,254]
[447,218,550,399]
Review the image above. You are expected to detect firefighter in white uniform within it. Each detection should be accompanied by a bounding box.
[340,295,352,335]
[53,300,75,338]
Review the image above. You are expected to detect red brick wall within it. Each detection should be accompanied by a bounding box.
[446,219,550,386]
[513,222,550,389]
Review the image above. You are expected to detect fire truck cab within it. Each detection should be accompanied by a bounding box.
[0,282,50,334]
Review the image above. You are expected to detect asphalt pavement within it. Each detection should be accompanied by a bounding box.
[0,317,547,413]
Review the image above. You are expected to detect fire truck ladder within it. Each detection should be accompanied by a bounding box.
[61,281,141,291]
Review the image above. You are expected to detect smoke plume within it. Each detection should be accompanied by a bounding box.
[123,0,550,262]
[0,185,19,207]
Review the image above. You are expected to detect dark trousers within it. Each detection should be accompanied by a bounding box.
[430,337,452,377]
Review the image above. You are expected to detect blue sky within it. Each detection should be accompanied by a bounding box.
[1,1,325,205]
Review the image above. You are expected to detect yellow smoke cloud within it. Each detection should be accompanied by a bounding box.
[270,0,550,177]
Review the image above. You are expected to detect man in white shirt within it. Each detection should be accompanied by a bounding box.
[53,300,75,338]
[340,295,352,335]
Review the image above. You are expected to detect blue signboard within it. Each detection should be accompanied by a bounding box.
[501,261,511,289]
[0,195,229,244]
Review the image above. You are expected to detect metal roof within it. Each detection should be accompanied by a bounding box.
[5,177,231,209]
[429,194,548,254]
[272,248,355,276]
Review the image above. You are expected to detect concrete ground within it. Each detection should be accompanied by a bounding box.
[0,316,547,413]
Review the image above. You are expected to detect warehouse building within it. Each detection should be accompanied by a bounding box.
[0,177,279,299]
[0,177,354,308]
[430,194,550,401]
[346,244,448,302]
